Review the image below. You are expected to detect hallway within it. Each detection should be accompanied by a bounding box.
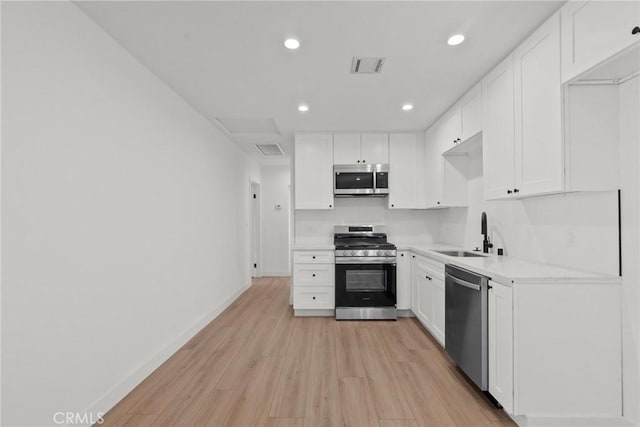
[102,277,515,426]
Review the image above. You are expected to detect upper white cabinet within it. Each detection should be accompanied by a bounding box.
[482,54,516,200]
[388,133,426,209]
[439,107,462,151]
[561,0,640,83]
[439,83,483,152]
[361,133,389,164]
[483,12,562,200]
[333,132,388,164]
[294,133,334,210]
[425,124,467,208]
[513,12,563,197]
[333,133,361,164]
[460,83,482,141]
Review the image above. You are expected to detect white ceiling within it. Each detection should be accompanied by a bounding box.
[76,1,563,165]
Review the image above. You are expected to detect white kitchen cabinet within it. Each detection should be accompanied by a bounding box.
[439,83,482,153]
[396,251,410,310]
[294,133,334,210]
[361,133,389,164]
[416,267,432,327]
[488,280,514,414]
[561,0,640,83]
[388,133,426,209]
[482,12,563,200]
[513,12,563,197]
[459,83,482,141]
[425,124,468,209]
[439,106,461,152]
[482,54,516,200]
[292,250,335,314]
[410,254,419,315]
[430,275,445,345]
[410,254,445,346]
[333,133,361,165]
[333,133,388,165]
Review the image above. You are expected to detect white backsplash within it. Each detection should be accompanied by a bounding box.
[294,197,441,245]
[437,148,619,275]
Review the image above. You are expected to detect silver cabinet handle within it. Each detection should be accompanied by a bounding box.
[449,275,481,291]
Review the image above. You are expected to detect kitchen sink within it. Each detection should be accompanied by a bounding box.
[434,250,486,258]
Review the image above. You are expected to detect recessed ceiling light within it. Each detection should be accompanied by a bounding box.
[402,104,414,111]
[284,38,300,50]
[298,104,309,112]
[447,34,465,46]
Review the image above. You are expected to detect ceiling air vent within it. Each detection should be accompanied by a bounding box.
[255,144,284,156]
[351,57,385,74]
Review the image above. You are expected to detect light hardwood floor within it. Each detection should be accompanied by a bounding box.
[102,277,515,427]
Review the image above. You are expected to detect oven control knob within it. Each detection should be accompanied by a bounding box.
[377,251,383,256]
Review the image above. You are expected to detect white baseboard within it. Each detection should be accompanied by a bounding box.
[82,281,250,420]
[262,272,290,277]
[512,415,633,427]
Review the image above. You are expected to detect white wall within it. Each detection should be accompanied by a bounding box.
[437,145,619,275]
[295,197,441,246]
[260,165,291,276]
[1,2,260,426]
[619,75,640,426]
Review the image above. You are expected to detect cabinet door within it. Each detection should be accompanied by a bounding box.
[410,255,419,314]
[417,272,432,327]
[294,133,334,209]
[396,251,410,309]
[460,83,482,141]
[488,281,514,414]
[333,133,361,165]
[425,124,444,208]
[439,107,462,152]
[561,0,640,83]
[482,54,516,200]
[361,133,389,164]
[431,276,446,345]
[513,12,563,196]
[388,133,416,209]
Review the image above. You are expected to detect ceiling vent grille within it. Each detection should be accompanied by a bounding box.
[255,144,285,156]
[351,57,385,74]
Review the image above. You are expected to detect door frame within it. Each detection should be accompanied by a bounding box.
[249,179,262,280]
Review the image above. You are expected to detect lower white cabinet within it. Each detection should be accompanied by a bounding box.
[410,254,445,346]
[396,251,411,310]
[488,279,621,420]
[292,250,335,312]
[488,280,514,414]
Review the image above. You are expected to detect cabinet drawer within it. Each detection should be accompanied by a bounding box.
[293,264,334,286]
[294,286,335,309]
[412,254,445,279]
[293,251,334,264]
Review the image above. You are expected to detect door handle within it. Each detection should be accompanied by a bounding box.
[448,275,481,291]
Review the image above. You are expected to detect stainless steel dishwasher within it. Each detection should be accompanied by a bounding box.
[444,264,490,391]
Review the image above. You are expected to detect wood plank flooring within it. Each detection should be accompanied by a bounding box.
[101,277,515,427]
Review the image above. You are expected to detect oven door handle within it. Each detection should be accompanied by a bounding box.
[448,275,481,291]
[335,257,396,264]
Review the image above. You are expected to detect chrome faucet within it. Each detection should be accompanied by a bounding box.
[481,212,493,254]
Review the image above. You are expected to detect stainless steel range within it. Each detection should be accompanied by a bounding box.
[334,225,397,320]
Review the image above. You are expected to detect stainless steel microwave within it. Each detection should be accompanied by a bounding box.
[334,164,389,197]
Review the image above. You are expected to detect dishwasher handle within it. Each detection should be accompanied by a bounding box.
[448,275,481,291]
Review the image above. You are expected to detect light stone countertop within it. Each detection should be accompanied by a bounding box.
[294,242,620,285]
[402,244,620,285]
